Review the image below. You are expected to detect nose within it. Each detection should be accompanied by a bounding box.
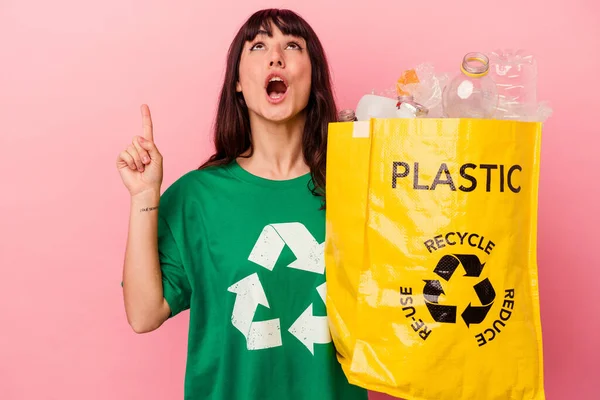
[269,47,285,68]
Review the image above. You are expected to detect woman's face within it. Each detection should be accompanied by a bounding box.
[236,23,312,124]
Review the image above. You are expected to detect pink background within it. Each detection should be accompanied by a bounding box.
[1,0,598,399]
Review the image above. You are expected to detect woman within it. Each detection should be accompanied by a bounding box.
[117,8,367,400]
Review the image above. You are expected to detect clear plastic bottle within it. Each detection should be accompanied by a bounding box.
[338,109,357,122]
[396,95,429,118]
[442,52,499,119]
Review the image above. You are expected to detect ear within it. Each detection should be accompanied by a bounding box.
[236,81,242,93]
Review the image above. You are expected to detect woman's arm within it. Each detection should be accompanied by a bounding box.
[122,189,171,333]
[117,105,170,333]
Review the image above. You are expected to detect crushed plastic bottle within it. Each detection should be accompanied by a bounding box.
[397,64,449,118]
[442,52,499,119]
[489,49,552,122]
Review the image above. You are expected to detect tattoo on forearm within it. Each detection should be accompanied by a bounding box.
[140,206,159,212]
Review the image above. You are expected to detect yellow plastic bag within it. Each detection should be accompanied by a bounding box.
[325,118,545,400]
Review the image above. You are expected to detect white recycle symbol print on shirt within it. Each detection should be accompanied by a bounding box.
[227,222,331,355]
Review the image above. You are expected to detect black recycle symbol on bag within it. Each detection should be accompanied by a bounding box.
[423,254,496,327]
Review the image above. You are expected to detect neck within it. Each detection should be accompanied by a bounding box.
[238,111,309,180]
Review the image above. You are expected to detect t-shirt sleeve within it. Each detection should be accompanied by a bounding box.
[158,213,192,318]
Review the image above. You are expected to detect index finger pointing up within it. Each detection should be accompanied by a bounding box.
[140,104,154,142]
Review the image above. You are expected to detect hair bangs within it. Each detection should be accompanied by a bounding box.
[242,9,310,42]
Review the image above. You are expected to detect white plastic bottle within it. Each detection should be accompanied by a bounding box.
[355,94,398,121]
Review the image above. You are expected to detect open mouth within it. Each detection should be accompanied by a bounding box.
[265,75,288,101]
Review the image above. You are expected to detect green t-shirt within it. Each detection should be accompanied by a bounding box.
[156,161,368,400]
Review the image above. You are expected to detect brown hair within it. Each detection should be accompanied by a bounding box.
[199,9,337,204]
